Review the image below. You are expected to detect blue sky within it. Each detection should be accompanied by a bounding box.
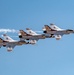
[0,0,74,75]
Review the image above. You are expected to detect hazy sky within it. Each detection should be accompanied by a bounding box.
[0,0,74,75]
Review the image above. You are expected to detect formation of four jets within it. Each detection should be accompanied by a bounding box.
[0,23,74,52]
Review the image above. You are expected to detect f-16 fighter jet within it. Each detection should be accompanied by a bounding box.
[43,23,74,40]
[18,28,46,44]
[0,34,30,52]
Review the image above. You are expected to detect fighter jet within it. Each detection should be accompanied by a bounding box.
[43,23,74,40]
[0,34,30,52]
[18,28,46,44]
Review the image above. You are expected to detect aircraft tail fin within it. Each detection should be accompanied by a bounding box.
[43,25,56,33]
[0,38,5,43]
[19,30,31,39]
[19,30,29,36]
[26,28,38,35]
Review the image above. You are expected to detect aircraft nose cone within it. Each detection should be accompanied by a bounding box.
[67,29,73,31]
[73,30,74,33]
[66,29,74,33]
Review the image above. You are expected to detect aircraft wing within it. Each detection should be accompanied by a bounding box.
[3,34,14,42]
[9,40,28,45]
[49,23,63,31]
[26,28,38,35]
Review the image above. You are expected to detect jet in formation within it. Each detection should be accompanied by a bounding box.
[43,23,74,40]
[0,23,74,52]
[18,28,47,44]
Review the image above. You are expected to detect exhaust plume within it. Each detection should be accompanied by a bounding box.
[0,29,19,33]
[0,29,43,33]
